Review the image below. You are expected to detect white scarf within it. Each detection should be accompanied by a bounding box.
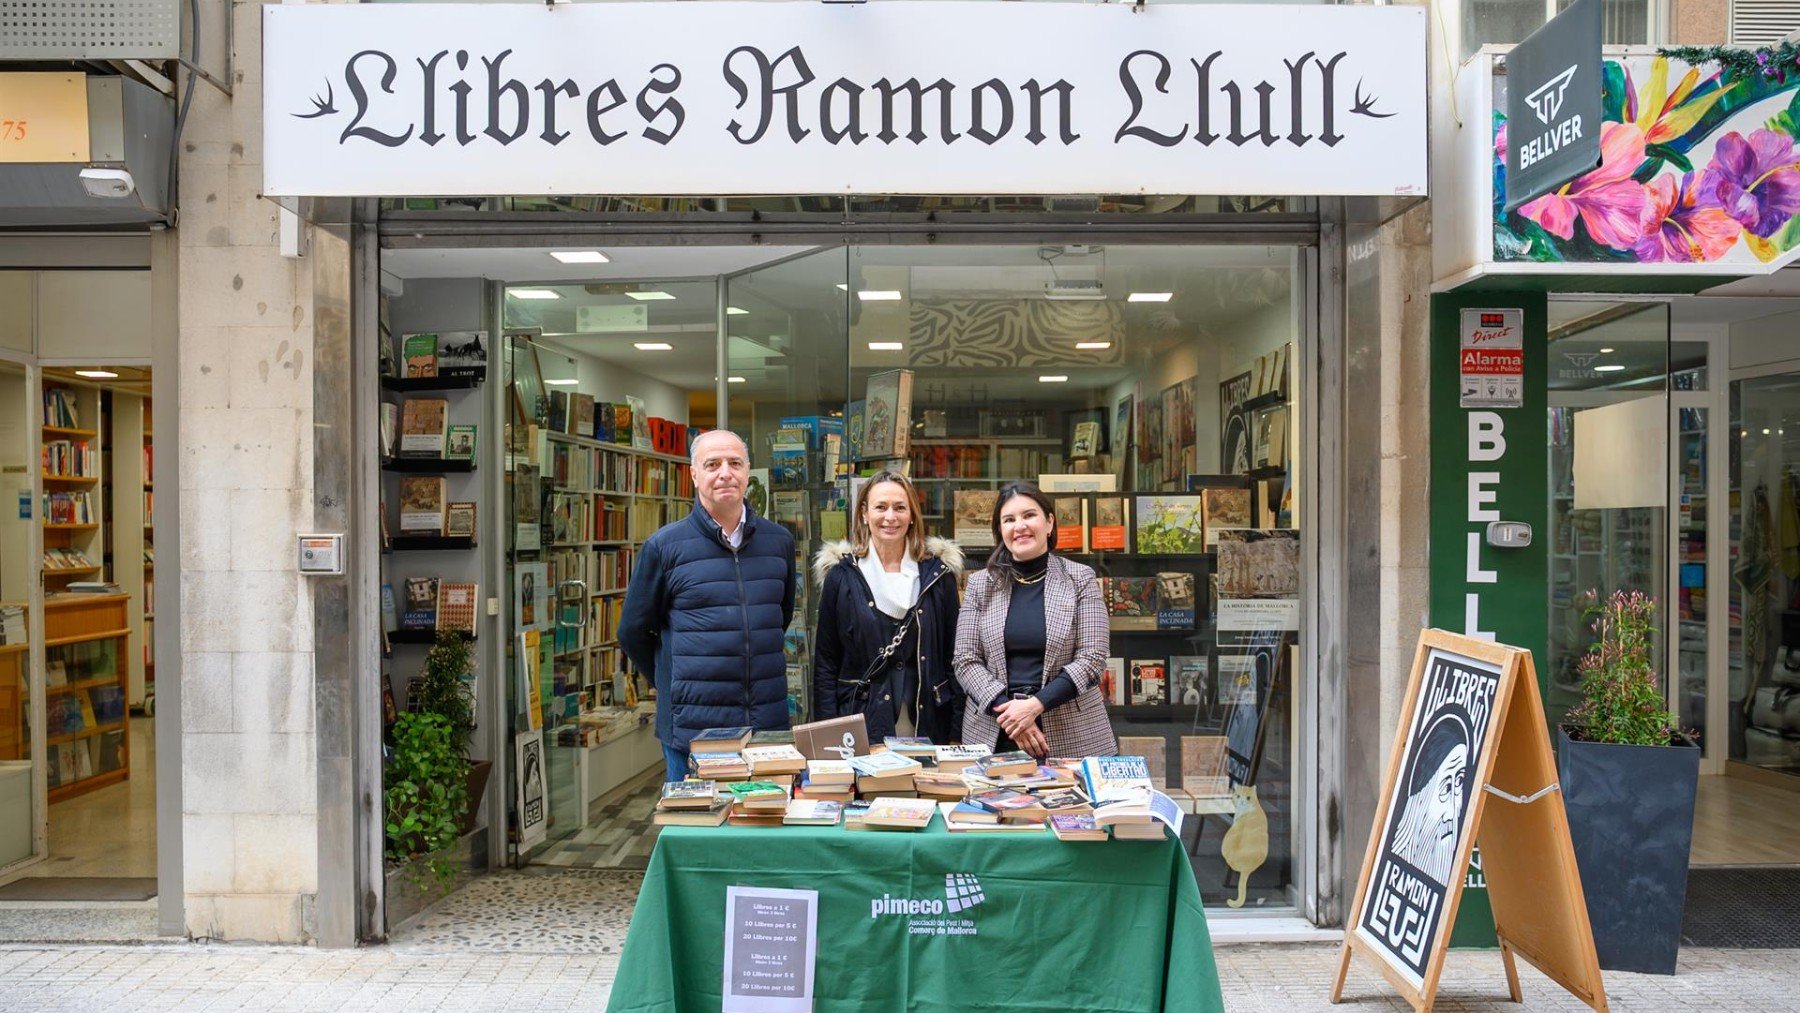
[857,549,920,620]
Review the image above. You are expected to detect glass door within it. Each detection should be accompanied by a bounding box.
[0,361,36,873]
[1729,373,1800,779]
[722,247,852,726]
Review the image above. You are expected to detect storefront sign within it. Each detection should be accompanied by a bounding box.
[723,885,818,1012]
[1458,309,1524,409]
[1502,0,1601,210]
[261,2,1426,197]
[0,73,89,163]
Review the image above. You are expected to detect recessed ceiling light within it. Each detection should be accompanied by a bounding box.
[727,306,748,316]
[75,369,119,379]
[509,288,561,300]
[858,290,903,301]
[835,284,849,292]
[1128,292,1173,303]
[626,290,675,301]
[549,250,609,264]
[1038,375,1069,383]
[728,376,746,383]
[1593,364,1625,372]
[868,342,904,351]
[1599,347,1615,353]
[1075,341,1113,350]
[634,342,674,351]
[544,378,580,386]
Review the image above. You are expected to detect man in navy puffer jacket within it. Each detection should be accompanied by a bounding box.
[620,429,796,782]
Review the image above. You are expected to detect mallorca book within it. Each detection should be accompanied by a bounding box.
[1129,658,1167,706]
[1090,496,1128,551]
[1134,495,1207,554]
[399,398,449,458]
[1105,576,1158,631]
[1155,571,1196,629]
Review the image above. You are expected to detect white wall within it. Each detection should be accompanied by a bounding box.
[37,271,153,361]
[536,338,690,424]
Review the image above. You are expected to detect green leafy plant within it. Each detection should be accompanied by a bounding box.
[416,629,475,751]
[384,711,470,893]
[1564,590,1681,747]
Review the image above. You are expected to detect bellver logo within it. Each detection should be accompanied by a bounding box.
[1524,65,1577,125]
[870,874,985,936]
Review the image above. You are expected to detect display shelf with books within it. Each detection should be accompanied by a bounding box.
[382,457,478,474]
[42,593,131,803]
[380,371,487,393]
[41,384,106,594]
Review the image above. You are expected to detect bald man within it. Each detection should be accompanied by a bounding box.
[619,429,797,781]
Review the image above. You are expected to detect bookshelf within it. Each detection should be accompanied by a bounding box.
[41,384,103,593]
[534,429,692,723]
[42,593,131,802]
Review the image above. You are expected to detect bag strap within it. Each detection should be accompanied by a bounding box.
[845,600,926,689]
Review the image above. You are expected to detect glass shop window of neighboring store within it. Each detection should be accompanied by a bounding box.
[1729,374,1800,778]
[730,244,1306,909]
[1544,301,1672,732]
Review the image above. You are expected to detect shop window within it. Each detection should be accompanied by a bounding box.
[1462,0,1658,59]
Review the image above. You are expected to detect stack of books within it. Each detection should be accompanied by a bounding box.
[690,725,755,781]
[723,781,790,826]
[882,736,939,762]
[932,743,992,774]
[1080,755,1185,841]
[849,751,923,797]
[967,787,1048,824]
[653,779,728,827]
[941,800,1046,834]
[797,759,856,803]
[782,798,844,826]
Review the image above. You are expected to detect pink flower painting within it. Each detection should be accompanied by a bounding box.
[1519,122,1651,249]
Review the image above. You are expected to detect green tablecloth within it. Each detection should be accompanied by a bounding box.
[605,818,1224,1013]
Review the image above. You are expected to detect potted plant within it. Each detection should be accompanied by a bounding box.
[384,711,469,891]
[1557,589,1698,975]
[412,629,492,834]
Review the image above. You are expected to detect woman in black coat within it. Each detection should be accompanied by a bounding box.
[811,470,964,742]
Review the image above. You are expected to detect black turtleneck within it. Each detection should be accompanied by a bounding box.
[992,552,1080,717]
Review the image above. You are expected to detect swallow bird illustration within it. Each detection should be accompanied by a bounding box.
[293,81,337,120]
[1350,80,1394,119]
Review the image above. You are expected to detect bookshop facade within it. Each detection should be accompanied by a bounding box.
[263,0,1431,940]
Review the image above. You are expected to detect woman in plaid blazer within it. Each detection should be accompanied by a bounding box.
[952,481,1117,758]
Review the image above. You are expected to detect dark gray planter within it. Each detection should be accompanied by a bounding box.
[1556,726,1699,975]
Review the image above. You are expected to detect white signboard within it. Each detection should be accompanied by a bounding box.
[262,2,1426,197]
[723,885,818,1013]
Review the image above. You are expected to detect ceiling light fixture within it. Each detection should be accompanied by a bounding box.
[75,369,119,379]
[728,376,746,383]
[1593,364,1625,373]
[868,341,904,351]
[544,378,580,386]
[835,284,849,292]
[549,250,610,264]
[1075,341,1113,350]
[508,288,561,300]
[1039,375,1069,383]
[1598,347,1615,353]
[627,290,676,301]
[727,306,748,315]
[634,342,674,351]
[858,290,903,301]
[1128,292,1173,303]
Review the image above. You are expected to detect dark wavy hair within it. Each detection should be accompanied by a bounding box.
[984,480,1056,578]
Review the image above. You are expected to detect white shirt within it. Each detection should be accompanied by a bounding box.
[704,504,747,550]
[857,550,920,619]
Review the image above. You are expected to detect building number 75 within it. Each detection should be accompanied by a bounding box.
[0,121,26,141]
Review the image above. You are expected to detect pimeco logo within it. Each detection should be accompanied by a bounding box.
[870,875,985,936]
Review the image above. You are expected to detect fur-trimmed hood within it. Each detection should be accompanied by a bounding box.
[812,536,964,588]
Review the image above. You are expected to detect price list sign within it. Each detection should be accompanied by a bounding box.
[722,885,818,1012]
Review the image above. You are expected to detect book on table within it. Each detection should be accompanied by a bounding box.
[691,752,750,781]
[974,751,1038,779]
[849,751,922,778]
[911,769,972,800]
[1034,789,1094,815]
[861,796,936,831]
[743,744,807,777]
[969,788,1047,822]
[882,736,937,760]
[933,744,991,772]
[941,801,1046,833]
[1106,790,1186,840]
[658,779,718,810]
[723,781,789,812]
[654,798,730,827]
[690,726,754,754]
[841,800,874,831]
[1080,755,1156,823]
[782,799,844,826]
[804,759,855,786]
[1049,813,1109,842]
[945,801,999,825]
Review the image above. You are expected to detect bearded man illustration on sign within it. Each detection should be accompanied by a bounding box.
[1390,715,1471,885]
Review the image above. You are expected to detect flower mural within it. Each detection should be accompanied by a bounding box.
[1495,53,1800,266]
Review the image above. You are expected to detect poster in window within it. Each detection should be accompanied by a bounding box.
[1355,648,1502,989]
[516,731,547,851]
[1219,372,1253,474]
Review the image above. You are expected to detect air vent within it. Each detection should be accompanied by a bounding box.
[1731,0,1800,46]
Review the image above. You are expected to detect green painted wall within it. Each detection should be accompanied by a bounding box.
[1428,292,1549,947]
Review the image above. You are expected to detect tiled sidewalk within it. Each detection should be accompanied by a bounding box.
[1,867,1795,1010]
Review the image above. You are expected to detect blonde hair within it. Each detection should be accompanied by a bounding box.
[851,470,927,562]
